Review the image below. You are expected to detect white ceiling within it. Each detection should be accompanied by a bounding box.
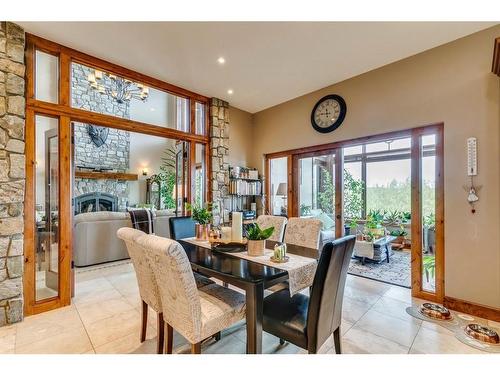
[18,22,497,113]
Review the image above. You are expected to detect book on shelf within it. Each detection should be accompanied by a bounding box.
[229,179,262,196]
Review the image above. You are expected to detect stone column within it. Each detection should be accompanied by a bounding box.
[209,98,229,226]
[0,22,25,326]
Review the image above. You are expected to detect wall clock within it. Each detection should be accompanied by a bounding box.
[311,94,347,133]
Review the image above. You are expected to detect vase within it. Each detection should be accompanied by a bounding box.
[195,223,210,240]
[247,239,265,256]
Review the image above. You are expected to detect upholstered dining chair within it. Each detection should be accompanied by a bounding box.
[256,215,287,242]
[284,217,322,250]
[138,232,246,354]
[169,216,196,240]
[117,227,215,354]
[262,235,356,354]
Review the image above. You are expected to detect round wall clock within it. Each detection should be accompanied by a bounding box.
[311,94,347,133]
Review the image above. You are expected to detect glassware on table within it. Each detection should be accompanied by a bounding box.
[273,242,287,261]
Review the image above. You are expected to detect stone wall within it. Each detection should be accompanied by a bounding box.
[209,98,230,226]
[72,63,131,209]
[0,22,25,326]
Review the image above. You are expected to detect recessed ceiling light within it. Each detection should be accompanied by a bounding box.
[150,107,156,112]
[217,57,226,64]
[227,89,233,95]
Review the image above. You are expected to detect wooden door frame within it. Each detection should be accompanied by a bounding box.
[23,34,211,315]
[264,123,445,302]
[410,125,445,302]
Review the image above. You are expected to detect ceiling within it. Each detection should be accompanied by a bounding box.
[18,22,497,113]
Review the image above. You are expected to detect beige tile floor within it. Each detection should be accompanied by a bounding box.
[0,260,496,354]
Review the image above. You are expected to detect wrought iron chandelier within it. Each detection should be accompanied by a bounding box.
[87,69,149,104]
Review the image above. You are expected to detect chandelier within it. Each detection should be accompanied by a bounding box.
[87,70,149,104]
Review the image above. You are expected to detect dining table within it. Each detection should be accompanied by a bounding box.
[178,239,318,354]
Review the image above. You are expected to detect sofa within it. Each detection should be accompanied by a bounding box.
[73,210,174,267]
[302,209,336,247]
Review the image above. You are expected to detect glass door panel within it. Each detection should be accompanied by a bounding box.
[298,153,335,230]
[269,157,288,216]
[194,143,206,207]
[35,115,60,301]
[421,134,437,293]
[174,141,189,214]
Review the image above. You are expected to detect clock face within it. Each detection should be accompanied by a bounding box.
[311,95,347,133]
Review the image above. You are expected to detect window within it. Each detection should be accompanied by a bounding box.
[366,159,411,213]
[35,115,59,301]
[194,143,206,207]
[344,161,363,219]
[195,102,206,135]
[299,155,335,222]
[35,50,59,103]
[71,62,190,131]
[269,157,288,216]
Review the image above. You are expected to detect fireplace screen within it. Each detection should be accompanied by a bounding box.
[74,192,118,214]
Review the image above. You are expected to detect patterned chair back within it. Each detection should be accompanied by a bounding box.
[117,227,161,312]
[255,215,287,242]
[136,231,203,343]
[284,217,322,250]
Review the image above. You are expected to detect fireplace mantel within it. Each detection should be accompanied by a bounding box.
[74,171,138,181]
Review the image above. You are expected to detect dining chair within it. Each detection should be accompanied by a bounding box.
[170,216,229,291]
[169,216,196,240]
[117,227,215,353]
[137,232,246,354]
[256,215,287,242]
[284,217,322,250]
[262,235,356,354]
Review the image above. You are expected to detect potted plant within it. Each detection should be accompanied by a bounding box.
[384,210,401,225]
[345,218,358,236]
[246,223,275,256]
[365,210,385,238]
[390,225,408,245]
[401,211,411,223]
[423,255,435,285]
[187,202,212,240]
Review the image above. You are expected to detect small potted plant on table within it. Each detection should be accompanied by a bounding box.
[364,210,385,238]
[246,223,275,256]
[390,225,408,250]
[187,203,212,240]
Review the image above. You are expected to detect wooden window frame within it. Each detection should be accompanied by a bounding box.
[24,34,211,315]
[264,123,445,302]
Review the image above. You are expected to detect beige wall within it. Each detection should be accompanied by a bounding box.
[249,25,500,308]
[229,106,254,167]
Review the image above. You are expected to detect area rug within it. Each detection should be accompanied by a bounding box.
[348,250,411,288]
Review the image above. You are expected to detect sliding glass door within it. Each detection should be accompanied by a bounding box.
[411,127,444,301]
[292,149,344,238]
[265,124,444,302]
[297,153,336,232]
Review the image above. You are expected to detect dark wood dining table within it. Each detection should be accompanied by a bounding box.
[178,239,318,354]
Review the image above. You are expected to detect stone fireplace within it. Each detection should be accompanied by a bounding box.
[72,63,132,212]
[74,192,119,214]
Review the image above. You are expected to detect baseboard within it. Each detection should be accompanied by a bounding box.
[443,296,500,323]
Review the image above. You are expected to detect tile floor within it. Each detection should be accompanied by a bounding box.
[0,260,496,354]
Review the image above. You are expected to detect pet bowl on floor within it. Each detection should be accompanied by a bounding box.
[465,324,500,344]
[419,303,452,320]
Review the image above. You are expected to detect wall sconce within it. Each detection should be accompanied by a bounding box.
[142,169,148,176]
